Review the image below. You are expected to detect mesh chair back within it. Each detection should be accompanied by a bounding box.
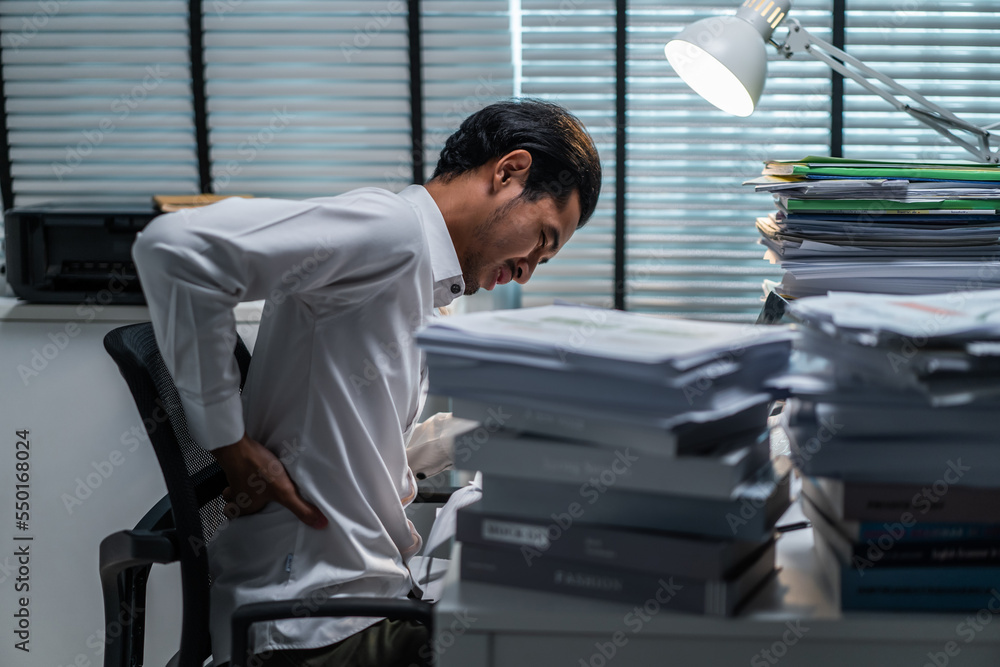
[104,322,251,667]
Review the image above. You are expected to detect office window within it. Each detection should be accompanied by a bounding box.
[842,1,1000,161]
[2,0,997,317]
[518,0,618,309]
[625,1,832,320]
[519,1,832,320]
[1,1,198,207]
[420,0,514,184]
[203,1,413,199]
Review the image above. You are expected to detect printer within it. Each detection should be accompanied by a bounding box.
[4,203,160,304]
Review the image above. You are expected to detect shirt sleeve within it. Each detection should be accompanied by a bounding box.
[132,192,422,450]
[405,412,479,479]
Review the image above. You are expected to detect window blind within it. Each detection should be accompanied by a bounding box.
[203,0,413,199]
[1,0,198,207]
[625,0,832,320]
[420,0,513,183]
[518,0,619,309]
[3,0,997,317]
[518,1,832,319]
[842,0,1000,161]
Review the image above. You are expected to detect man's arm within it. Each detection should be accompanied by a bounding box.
[133,194,418,526]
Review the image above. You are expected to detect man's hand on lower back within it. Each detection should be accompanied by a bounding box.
[211,433,329,529]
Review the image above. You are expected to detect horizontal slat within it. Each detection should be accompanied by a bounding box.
[205,82,408,96]
[203,65,410,80]
[202,17,409,32]
[14,179,200,193]
[0,0,187,13]
[0,17,188,31]
[2,33,188,48]
[10,130,195,144]
[13,163,198,178]
[6,82,192,96]
[205,33,408,47]
[11,147,195,161]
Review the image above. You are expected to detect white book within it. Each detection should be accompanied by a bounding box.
[451,392,774,457]
[417,304,796,380]
[458,427,770,500]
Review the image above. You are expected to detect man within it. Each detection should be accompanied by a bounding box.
[133,99,601,666]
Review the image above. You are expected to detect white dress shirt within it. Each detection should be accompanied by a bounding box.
[132,185,464,664]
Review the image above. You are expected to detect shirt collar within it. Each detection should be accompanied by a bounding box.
[397,184,464,308]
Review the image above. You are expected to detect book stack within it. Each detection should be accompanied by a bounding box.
[416,304,796,615]
[745,156,1000,298]
[779,289,1000,611]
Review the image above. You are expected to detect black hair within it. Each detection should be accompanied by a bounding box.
[431,99,602,227]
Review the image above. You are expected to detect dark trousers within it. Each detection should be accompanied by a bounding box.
[245,619,432,667]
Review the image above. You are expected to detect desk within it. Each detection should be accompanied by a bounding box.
[433,501,1000,667]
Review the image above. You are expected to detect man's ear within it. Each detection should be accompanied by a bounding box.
[492,149,532,192]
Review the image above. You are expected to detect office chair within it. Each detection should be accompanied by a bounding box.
[100,322,433,667]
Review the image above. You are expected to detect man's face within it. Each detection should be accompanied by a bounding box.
[460,190,582,295]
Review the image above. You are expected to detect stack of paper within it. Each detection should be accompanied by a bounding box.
[416,305,795,615]
[776,290,1000,611]
[746,156,1000,297]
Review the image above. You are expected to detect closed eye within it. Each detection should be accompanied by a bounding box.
[539,232,550,264]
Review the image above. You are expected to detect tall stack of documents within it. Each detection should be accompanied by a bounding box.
[745,156,1000,298]
[416,305,795,615]
[779,290,1000,611]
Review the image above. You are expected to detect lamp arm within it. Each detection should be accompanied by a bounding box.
[776,19,999,164]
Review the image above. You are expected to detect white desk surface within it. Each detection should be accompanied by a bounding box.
[0,295,264,322]
[434,501,1000,667]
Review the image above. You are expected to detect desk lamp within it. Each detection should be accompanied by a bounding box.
[663,0,1000,163]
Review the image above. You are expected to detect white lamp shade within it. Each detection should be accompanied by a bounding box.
[664,15,768,117]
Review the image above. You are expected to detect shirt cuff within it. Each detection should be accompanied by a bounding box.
[405,413,478,480]
[177,391,246,451]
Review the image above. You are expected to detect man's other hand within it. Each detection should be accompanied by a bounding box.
[211,433,328,529]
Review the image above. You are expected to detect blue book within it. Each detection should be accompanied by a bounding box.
[806,496,1000,611]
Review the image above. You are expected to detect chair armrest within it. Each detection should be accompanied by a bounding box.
[99,529,177,667]
[133,493,174,531]
[100,529,177,571]
[230,597,433,667]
